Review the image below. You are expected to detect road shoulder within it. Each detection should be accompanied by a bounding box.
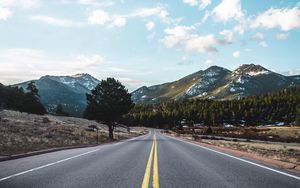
[164,133,300,174]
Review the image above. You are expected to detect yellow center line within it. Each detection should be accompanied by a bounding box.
[153,134,160,188]
[141,133,160,188]
[141,135,155,188]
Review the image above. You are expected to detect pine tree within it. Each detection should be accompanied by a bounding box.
[84,78,133,140]
[55,104,69,116]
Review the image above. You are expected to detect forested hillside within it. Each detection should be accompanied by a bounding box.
[0,82,46,115]
[123,87,300,128]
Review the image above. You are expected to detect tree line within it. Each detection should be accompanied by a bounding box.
[0,82,46,114]
[1,78,299,138]
[121,87,300,128]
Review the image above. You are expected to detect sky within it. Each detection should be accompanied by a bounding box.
[0,0,300,91]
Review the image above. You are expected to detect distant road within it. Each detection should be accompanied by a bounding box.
[0,130,299,188]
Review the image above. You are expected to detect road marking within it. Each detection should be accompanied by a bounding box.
[0,132,148,183]
[153,134,159,188]
[166,135,300,180]
[141,137,155,188]
[0,149,100,182]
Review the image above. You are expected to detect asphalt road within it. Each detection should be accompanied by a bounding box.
[0,129,299,188]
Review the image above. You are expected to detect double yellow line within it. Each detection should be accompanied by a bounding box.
[141,134,159,188]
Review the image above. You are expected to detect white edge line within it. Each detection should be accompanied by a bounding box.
[165,134,300,180]
[0,131,150,182]
[0,149,100,182]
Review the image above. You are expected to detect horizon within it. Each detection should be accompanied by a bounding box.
[1,0,300,91]
[7,63,300,92]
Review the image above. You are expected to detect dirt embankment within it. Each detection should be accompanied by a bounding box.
[0,110,146,157]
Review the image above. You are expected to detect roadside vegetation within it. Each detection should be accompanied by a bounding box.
[0,78,299,158]
[84,78,134,140]
[0,82,46,114]
[0,110,145,156]
[122,87,300,128]
[164,130,300,166]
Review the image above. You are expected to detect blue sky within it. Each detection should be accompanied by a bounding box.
[0,0,300,91]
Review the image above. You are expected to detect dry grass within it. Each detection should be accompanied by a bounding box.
[163,130,300,165]
[200,139,300,165]
[264,127,300,139]
[181,126,300,142]
[0,110,146,156]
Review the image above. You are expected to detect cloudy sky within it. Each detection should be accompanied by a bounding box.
[0,0,300,91]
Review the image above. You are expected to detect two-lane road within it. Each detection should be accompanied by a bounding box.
[0,129,299,188]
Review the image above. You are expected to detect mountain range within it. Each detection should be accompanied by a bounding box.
[14,64,300,116]
[131,64,300,103]
[15,74,100,117]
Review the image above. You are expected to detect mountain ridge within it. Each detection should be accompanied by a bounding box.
[12,64,300,116]
[15,74,100,117]
[132,64,300,103]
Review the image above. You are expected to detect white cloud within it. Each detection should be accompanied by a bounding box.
[279,69,300,76]
[162,25,193,48]
[112,15,126,27]
[0,48,107,84]
[199,0,211,10]
[0,7,12,20]
[232,51,240,58]
[0,0,40,9]
[211,0,243,22]
[219,29,233,43]
[251,32,268,47]
[233,24,245,35]
[164,25,193,36]
[134,7,166,18]
[76,54,104,68]
[88,9,110,25]
[132,6,181,25]
[146,21,155,31]
[77,0,114,7]
[201,10,210,23]
[116,77,144,91]
[259,41,268,47]
[183,0,211,10]
[276,33,289,40]
[251,7,300,31]
[204,59,213,65]
[183,0,198,6]
[185,34,218,53]
[251,32,264,41]
[87,10,126,27]
[177,56,193,65]
[30,15,84,27]
[162,25,233,53]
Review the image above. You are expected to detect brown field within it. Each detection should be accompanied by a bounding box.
[180,126,300,143]
[0,110,146,156]
[200,139,300,165]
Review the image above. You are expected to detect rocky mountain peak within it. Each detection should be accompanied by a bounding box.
[234,64,270,76]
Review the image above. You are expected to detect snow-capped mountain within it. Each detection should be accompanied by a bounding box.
[41,73,99,93]
[132,64,300,103]
[13,64,300,115]
[15,74,100,117]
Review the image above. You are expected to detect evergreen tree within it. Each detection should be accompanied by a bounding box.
[0,82,46,114]
[84,78,133,139]
[296,108,300,126]
[27,81,40,98]
[55,104,69,116]
[122,87,300,129]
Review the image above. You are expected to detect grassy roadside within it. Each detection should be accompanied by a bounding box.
[163,131,300,167]
[0,110,146,157]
